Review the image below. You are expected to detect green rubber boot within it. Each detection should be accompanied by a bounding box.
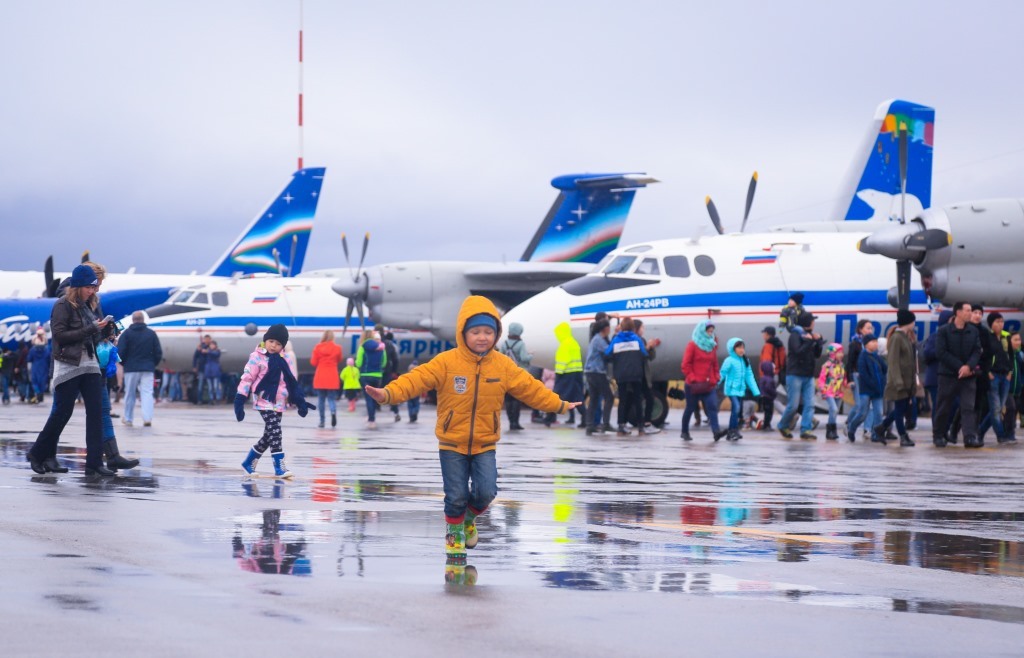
[445,522,466,562]
[464,511,479,549]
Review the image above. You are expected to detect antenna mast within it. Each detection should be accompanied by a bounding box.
[297,0,304,171]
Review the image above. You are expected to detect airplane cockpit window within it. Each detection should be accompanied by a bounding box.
[192,292,209,305]
[625,245,652,253]
[635,258,660,276]
[664,256,691,278]
[171,291,193,304]
[694,255,716,276]
[212,292,229,307]
[591,254,614,273]
[603,256,636,275]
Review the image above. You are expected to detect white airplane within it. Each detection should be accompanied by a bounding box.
[131,276,452,374]
[502,100,1024,423]
[314,172,658,341]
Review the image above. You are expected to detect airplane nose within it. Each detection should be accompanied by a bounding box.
[502,286,573,370]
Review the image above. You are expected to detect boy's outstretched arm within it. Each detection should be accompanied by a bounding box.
[505,362,580,413]
[367,359,444,406]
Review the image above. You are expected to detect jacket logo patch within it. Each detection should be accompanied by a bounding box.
[453,376,468,394]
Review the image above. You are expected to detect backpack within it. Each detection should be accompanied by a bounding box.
[501,339,525,367]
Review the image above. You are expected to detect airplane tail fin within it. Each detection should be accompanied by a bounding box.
[833,100,935,222]
[520,173,657,264]
[206,167,327,277]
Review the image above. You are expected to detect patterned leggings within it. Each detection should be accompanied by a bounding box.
[254,410,284,453]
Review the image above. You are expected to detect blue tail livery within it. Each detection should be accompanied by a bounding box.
[207,167,327,277]
[520,173,658,264]
[834,100,934,222]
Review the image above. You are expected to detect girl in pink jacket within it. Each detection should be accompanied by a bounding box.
[817,343,846,440]
[234,324,314,478]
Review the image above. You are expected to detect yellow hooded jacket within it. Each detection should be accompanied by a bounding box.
[553,322,583,374]
[379,296,566,455]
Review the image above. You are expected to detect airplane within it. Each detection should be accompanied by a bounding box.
[501,100,1024,425]
[131,172,655,372]
[134,277,453,374]
[0,167,326,348]
[316,172,658,341]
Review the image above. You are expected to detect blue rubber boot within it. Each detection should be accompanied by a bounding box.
[241,447,262,475]
[271,452,293,479]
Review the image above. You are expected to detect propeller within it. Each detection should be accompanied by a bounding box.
[339,232,371,336]
[272,248,282,276]
[43,256,60,298]
[705,171,759,235]
[81,250,90,264]
[287,235,298,278]
[894,124,911,311]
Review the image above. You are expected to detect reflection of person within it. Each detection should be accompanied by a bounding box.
[232,509,311,575]
[235,324,315,478]
[27,265,114,476]
[365,296,578,563]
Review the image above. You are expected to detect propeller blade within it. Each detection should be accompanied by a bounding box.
[341,233,355,282]
[896,259,912,311]
[356,232,370,276]
[705,197,725,235]
[356,297,366,332]
[342,298,354,338]
[44,256,57,298]
[272,248,282,276]
[81,250,90,264]
[741,171,758,233]
[898,124,908,225]
[287,234,298,278]
[905,228,951,251]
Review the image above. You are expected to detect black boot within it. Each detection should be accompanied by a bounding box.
[85,464,116,476]
[871,424,888,444]
[42,457,69,473]
[331,413,337,428]
[825,423,838,440]
[26,452,47,474]
[899,433,915,447]
[680,430,692,441]
[104,439,139,470]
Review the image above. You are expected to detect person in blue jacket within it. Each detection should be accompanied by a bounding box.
[719,338,760,441]
[27,328,51,404]
[848,334,887,442]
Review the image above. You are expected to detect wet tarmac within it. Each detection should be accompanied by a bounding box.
[1,401,1023,656]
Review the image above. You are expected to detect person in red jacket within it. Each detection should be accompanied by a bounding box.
[310,330,343,428]
[680,320,726,441]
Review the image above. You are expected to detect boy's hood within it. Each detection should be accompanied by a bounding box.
[726,337,743,357]
[455,295,503,357]
[554,322,573,342]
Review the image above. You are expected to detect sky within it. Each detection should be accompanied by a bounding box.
[3,1,1024,275]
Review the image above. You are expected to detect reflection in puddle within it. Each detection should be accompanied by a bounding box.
[232,510,311,576]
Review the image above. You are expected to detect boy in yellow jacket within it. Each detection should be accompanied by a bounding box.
[366,296,579,563]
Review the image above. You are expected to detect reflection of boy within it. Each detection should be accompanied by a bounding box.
[366,296,579,563]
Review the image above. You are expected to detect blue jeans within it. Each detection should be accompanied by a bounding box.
[979,375,1011,438]
[438,449,498,522]
[316,389,338,423]
[728,395,743,430]
[682,389,720,432]
[123,371,154,423]
[407,395,421,418]
[101,384,116,443]
[778,375,815,432]
[360,376,381,421]
[0,373,9,403]
[849,395,884,436]
[826,397,839,425]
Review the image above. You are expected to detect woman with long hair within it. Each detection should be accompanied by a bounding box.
[310,329,342,427]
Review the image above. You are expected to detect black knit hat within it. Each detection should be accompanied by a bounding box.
[790,292,805,304]
[896,309,916,327]
[263,323,289,347]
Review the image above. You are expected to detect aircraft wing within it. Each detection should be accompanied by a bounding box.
[462,262,594,287]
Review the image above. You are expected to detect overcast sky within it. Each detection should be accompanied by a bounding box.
[2,1,1023,274]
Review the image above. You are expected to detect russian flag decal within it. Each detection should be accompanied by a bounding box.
[742,254,777,265]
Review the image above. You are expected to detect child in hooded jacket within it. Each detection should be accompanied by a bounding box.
[234,324,315,478]
[340,357,362,412]
[365,296,579,563]
[719,338,760,441]
[759,361,778,430]
[817,343,846,440]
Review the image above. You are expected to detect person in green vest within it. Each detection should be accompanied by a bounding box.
[549,322,584,427]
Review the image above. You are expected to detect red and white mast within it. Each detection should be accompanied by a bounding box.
[297,0,304,171]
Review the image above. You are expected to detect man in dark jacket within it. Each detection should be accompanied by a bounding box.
[383,332,402,422]
[933,301,982,448]
[777,312,824,439]
[979,312,1012,441]
[843,319,873,439]
[118,311,163,427]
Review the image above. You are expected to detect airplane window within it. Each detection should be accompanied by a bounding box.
[664,256,691,278]
[603,256,636,275]
[172,291,193,304]
[192,293,209,305]
[212,292,228,307]
[592,254,614,273]
[635,258,660,275]
[694,255,716,276]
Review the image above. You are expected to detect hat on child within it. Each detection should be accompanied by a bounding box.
[464,313,497,333]
[69,264,98,288]
[896,309,916,327]
[789,292,805,304]
[263,323,289,347]
[762,326,776,336]
[862,334,878,345]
